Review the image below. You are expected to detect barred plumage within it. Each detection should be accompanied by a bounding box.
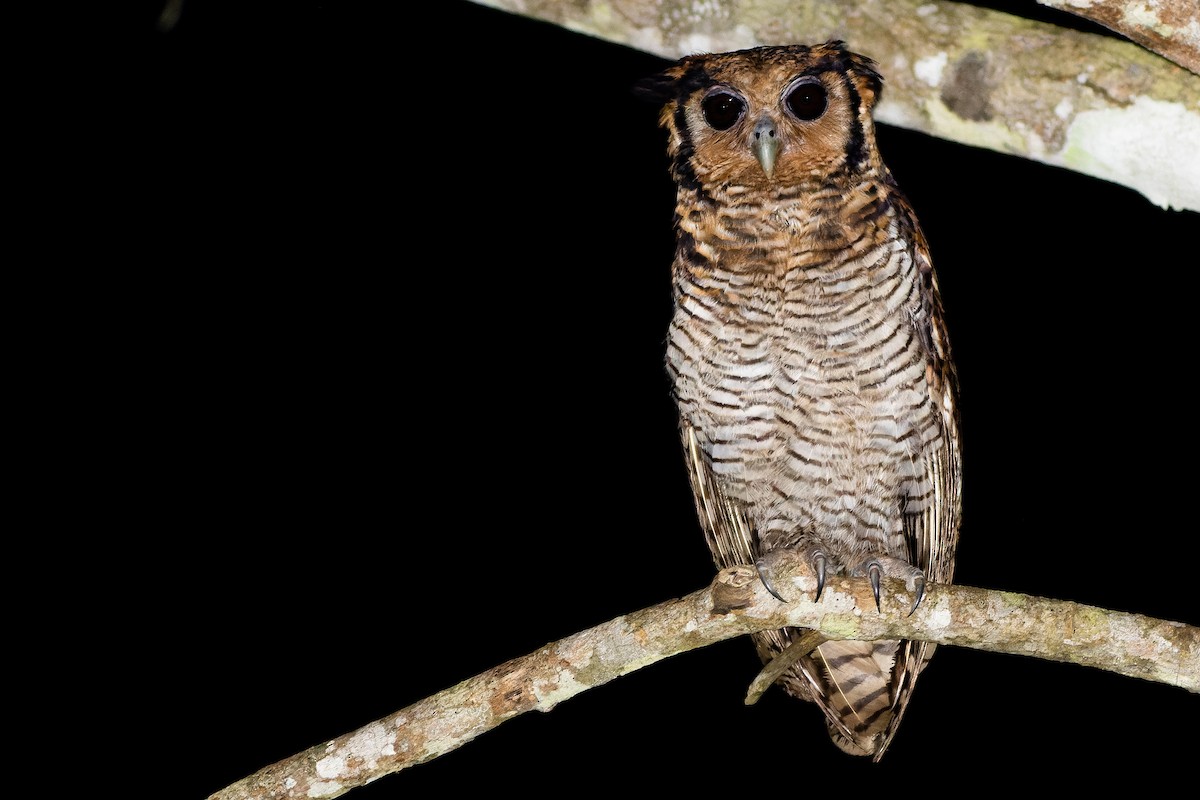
[639,42,962,760]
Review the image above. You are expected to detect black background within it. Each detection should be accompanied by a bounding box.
[108,2,1196,796]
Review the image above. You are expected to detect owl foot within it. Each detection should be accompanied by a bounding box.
[851,555,926,615]
[755,543,828,604]
[756,561,787,602]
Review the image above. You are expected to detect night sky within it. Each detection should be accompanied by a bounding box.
[117,3,1196,796]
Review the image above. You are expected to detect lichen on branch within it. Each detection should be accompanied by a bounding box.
[470,0,1200,211]
[1038,0,1200,76]
[208,568,1198,800]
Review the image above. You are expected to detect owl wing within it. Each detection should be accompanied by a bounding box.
[871,188,963,758]
[681,424,758,572]
[897,187,962,590]
[682,422,805,675]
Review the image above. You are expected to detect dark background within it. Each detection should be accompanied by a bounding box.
[108,2,1195,796]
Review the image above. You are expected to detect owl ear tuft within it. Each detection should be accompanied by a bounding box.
[632,65,686,106]
[844,50,884,108]
[633,55,716,107]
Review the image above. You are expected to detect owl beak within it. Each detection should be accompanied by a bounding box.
[752,115,780,178]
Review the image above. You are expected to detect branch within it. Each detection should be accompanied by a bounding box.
[1039,0,1200,75]
[468,0,1200,212]
[208,554,1198,800]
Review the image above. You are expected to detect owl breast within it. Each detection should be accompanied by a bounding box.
[667,208,944,561]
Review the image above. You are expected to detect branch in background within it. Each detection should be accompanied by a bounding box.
[208,555,1199,800]
[156,0,184,32]
[469,0,1200,212]
[1039,0,1200,75]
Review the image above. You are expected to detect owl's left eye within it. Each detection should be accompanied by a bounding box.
[784,78,827,121]
[701,91,745,130]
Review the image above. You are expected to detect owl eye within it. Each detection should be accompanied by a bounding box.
[701,91,745,131]
[784,79,827,121]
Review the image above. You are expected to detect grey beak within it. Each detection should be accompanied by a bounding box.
[752,115,780,178]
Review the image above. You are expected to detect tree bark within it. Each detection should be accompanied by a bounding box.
[1039,0,1200,75]
[208,558,1199,800]
[468,0,1200,212]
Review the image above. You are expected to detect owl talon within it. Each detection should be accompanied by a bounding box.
[866,560,883,612]
[854,555,927,614]
[755,559,788,603]
[812,550,828,602]
[909,576,926,616]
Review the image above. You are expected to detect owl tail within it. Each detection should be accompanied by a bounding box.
[811,639,900,758]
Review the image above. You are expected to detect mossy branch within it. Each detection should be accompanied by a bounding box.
[1038,0,1200,75]
[207,557,1198,800]
[467,0,1200,212]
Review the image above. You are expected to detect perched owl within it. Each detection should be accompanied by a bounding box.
[637,42,962,760]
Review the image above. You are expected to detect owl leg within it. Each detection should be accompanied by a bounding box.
[754,539,830,603]
[850,554,926,615]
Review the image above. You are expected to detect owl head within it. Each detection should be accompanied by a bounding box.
[636,42,885,192]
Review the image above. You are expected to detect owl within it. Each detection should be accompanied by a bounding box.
[637,42,962,760]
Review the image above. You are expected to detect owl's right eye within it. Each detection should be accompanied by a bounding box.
[701,91,745,130]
